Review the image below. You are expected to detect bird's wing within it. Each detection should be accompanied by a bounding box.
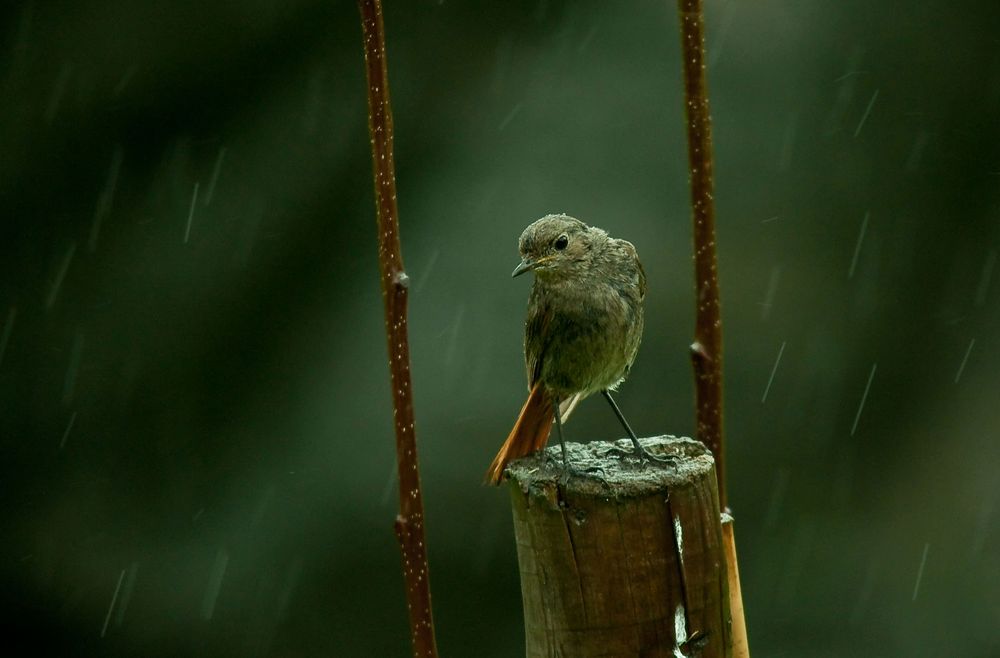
[621,239,646,300]
[524,287,552,390]
[636,252,646,300]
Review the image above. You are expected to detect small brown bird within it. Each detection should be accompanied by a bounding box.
[486,214,663,485]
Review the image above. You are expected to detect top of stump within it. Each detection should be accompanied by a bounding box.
[505,435,714,498]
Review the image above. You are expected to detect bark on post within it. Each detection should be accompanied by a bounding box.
[506,436,732,657]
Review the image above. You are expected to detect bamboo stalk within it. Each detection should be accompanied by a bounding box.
[722,516,749,658]
[357,2,438,656]
[677,0,726,509]
[676,1,749,655]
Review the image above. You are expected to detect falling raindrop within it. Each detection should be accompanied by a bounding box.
[444,306,465,366]
[112,64,138,98]
[200,547,230,621]
[113,562,139,627]
[576,25,599,55]
[62,332,84,406]
[848,211,870,279]
[88,147,123,253]
[848,558,878,625]
[823,47,864,135]
[44,62,73,124]
[905,130,930,172]
[183,182,200,244]
[850,362,877,436]
[100,569,126,638]
[953,339,975,384]
[707,1,736,69]
[203,146,227,206]
[973,250,996,307]
[853,89,879,138]
[414,249,440,294]
[911,542,929,601]
[761,341,786,403]
[381,460,397,507]
[498,102,523,132]
[58,411,77,449]
[763,467,790,529]
[46,242,77,310]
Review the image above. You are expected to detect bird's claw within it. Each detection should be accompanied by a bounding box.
[559,464,610,487]
[543,451,608,485]
[603,445,678,468]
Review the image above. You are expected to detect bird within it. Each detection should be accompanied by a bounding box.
[486,213,665,485]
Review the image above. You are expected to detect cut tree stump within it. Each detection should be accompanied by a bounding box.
[506,436,731,658]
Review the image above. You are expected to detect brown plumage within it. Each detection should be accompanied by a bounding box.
[486,214,646,485]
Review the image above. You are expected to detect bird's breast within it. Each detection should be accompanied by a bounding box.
[530,279,643,396]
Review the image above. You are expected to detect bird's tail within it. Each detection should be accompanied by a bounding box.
[485,383,553,485]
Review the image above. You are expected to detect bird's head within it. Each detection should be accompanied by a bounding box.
[512,214,606,281]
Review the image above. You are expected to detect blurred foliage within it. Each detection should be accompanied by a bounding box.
[1,1,999,656]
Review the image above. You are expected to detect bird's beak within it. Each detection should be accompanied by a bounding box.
[511,258,536,278]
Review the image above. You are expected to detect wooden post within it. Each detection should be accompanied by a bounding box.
[506,437,732,657]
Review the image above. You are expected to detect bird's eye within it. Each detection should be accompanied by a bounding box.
[554,234,569,251]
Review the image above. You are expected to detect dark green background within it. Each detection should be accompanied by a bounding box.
[2,1,998,655]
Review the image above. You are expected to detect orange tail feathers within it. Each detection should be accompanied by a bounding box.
[485,383,553,485]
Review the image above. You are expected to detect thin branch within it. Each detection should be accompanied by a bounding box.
[677,3,750,656]
[677,0,726,510]
[357,2,438,656]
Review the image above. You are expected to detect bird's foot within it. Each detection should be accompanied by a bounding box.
[542,450,608,485]
[560,463,609,487]
[603,443,678,468]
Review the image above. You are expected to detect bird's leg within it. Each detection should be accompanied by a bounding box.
[602,390,676,465]
[553,395,571,471]
[543,395,607,483]
[541,395,569,471]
